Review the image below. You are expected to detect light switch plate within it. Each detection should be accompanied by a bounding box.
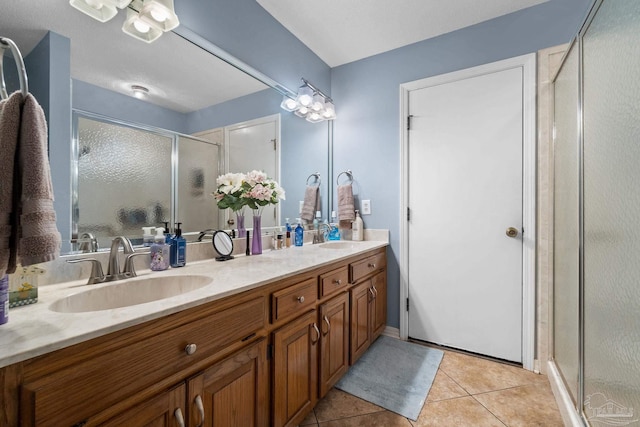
[361,199,371,215]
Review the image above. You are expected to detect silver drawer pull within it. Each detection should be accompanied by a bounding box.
[194,395,205,427]
[185,343,197,355]
[333,279,342,285]
[174,408,185,427]
[368,263,376,268]
[297,296,305,303]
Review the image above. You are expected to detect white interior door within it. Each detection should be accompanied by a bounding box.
[225,115,280,228]
[407,63,525,363]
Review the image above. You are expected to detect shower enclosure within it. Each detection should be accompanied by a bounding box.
[552,0,640,425]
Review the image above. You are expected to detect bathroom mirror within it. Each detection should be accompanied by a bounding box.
[0,1,330,254]
[212,231,234,262]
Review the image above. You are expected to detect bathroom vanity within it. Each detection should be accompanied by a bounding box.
[0,239,387,427]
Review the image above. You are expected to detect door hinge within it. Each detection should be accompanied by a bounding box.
[407,207,410,221]
[406,298,410,312]
[407,115,414,131]
[267,344,274,360]
[271,138,277,151]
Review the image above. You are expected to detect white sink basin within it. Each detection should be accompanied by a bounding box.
[50,275,212,313]
[319,241,363,250]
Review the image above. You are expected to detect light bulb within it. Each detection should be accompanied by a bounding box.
[133,19,151,33]
[150,8,168,22]
[311,93,324,112]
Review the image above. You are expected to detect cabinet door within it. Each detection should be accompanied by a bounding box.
[319,292,349,398]
[100,383,186,427]
[350,281,372,365]
[187,338,268,427]
[272,310,319,427]
[370,271,387,341]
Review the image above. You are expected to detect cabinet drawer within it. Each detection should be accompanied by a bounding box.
[319,266,348,298]
[271,277,317,322]
[350,252,386,283]
[21,296,266,427]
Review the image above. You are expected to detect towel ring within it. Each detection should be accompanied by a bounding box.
[306,172,321,187]
[0,37,29,100]
[337,170,353,186]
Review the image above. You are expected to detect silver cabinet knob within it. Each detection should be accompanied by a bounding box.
[297,296,305,303]
[185,343,197,355]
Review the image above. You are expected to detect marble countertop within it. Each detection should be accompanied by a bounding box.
[0,235,388,369]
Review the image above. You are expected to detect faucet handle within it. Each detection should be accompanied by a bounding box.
[67,258,105,285]
[123,252,148,278]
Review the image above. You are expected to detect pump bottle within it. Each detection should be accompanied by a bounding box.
[170,222,186,267]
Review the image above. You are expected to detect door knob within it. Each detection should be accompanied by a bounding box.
[227,218,235,226]
[506,227,519,238]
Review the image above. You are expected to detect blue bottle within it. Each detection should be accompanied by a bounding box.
[294,218,304,247]
[170,222,186,267]
[163,221,173,244]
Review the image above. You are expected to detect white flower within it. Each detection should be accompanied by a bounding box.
[216,172,245,194]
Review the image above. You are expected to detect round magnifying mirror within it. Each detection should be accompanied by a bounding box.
[212,231,234,261]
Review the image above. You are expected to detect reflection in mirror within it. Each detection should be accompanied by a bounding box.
[1,1,330,254]
[73,112,220,251]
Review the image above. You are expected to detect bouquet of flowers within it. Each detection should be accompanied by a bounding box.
[214,172,247,211]
[214,170,285,212]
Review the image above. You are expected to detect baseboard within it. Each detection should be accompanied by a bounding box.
[382,326,400,339]
[547,360,583,427]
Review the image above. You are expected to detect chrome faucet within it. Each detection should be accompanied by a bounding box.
[68,236,147,285]
[107,236,135,279]
[77,232,98,252]
[313,223,331,244]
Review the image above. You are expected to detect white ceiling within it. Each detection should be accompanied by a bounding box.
[257,0,549,67]
[1,1,266,113]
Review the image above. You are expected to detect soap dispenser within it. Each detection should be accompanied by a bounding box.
[352,210,364,241]
[142,226,155,247]
[294,218,304,247]
[328,211,341,241]
[170,222,186,267]
[162,221,172,244]
[150,227,170,271]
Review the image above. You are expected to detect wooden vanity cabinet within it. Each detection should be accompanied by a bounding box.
[0,246,387,427]
[349,252,387,365]
[318,291,350,398]
[186,338,269,427]
[99,383,186,427]
[272,310,319,427]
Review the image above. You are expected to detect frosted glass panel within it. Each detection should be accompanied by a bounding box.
[552,41,580,403]
[77,117,172,249]
[177,136,220,235]
[582,0,640,421]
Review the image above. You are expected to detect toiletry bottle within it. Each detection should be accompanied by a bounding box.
[0,274,8,325]
[142,226,155,247]
[328,211,341,241]
[285,218,292,248]
[352,210,364,241]
[170,222,186,267]
[150,228,170,271]
[294,218,304,247]
[162,221,172,244]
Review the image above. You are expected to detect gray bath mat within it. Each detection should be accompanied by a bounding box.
[335,335,443,421]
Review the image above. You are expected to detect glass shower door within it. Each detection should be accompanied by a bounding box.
[582,0,640,423]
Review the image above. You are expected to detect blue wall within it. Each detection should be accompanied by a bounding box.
[24,32,73,253]
[330,0,593,328]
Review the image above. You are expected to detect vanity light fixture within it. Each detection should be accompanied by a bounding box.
[281,78,336,122]
[138,0,180,32]
[122,8,163,43]
[69,0,119,22]
[69,0,179,43]
[280,95,298,112]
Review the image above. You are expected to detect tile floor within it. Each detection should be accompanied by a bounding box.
[299,348,564,426]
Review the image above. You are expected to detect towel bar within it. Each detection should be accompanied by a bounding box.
[0,37,29,100]
[337,170,354,185]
